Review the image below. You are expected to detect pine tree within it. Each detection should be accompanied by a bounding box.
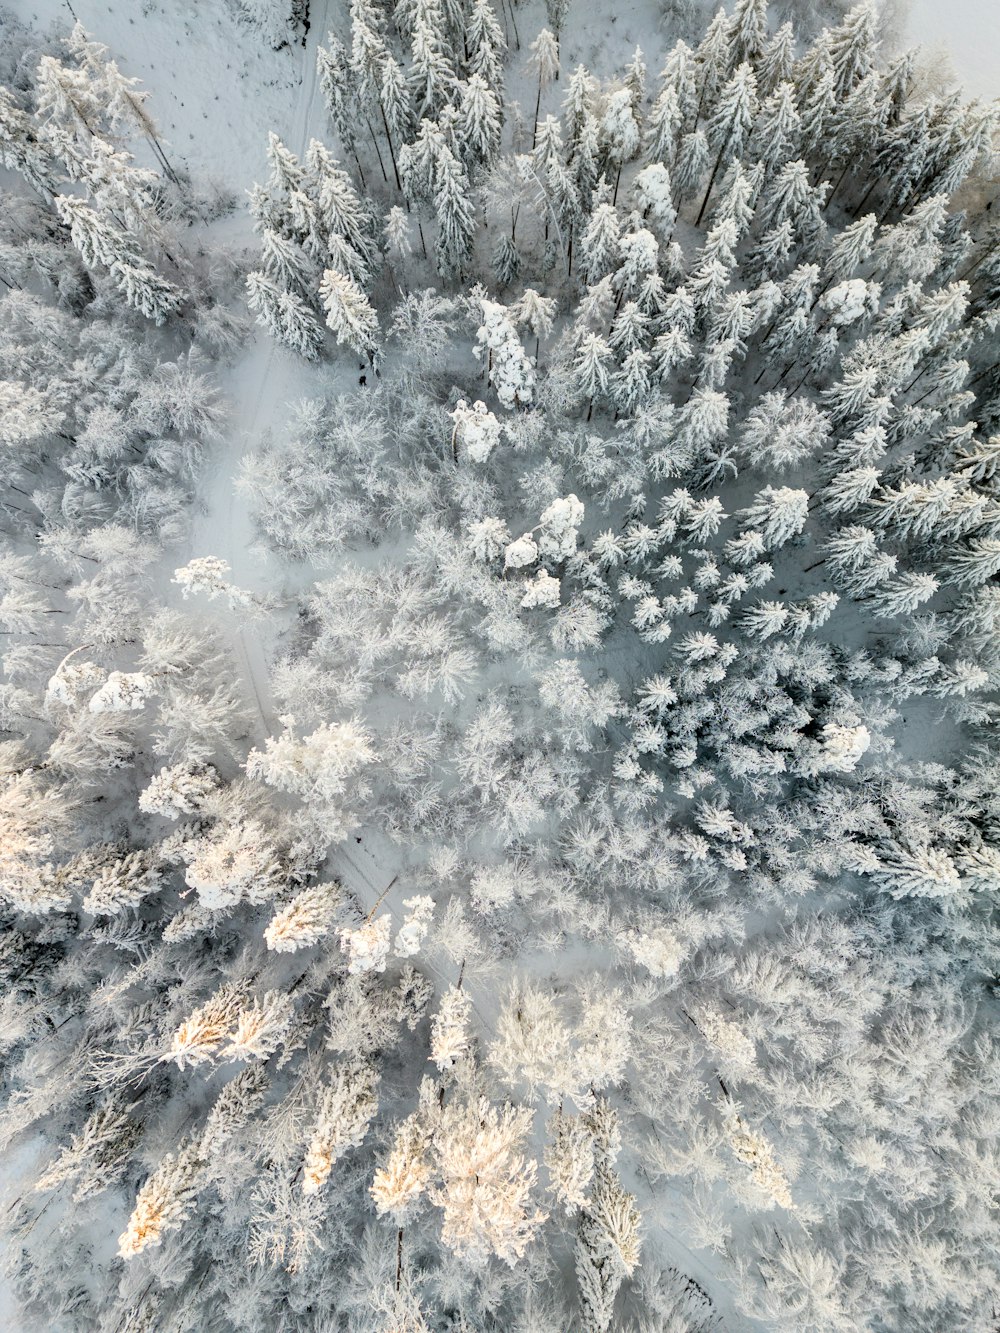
[752,82,801,177]
[697,63,758,225]
[643,83,683,171]
[600,88,641,202]
[0,88,56,197]
[633,163,676,243]
[574,1098,641,1332]
[693,7,732,120]
[317,35,366,186]
[528,29,560,151]
[432,1092,546,1265]
[302,1060,380,1195]
[308,139,378,271]
[264,882,341,951]
[456,74,502,171]
[573,333,614,418]
[466,0,506,98]
[409,16,458,120]
[371,1109,432,1223]
[757,22,795,96]
[727,0,768,74]
[563,64,599,146]
[799,68,837,160]
[320,268,381,362]
[118,1143,202,1258]
[247,271,325,360]
[260,226,313,293]
[674,127,710,204]
[111,258,183,324]
[827,1,879,102]
[350,0,389,105]
[738,485,809,549]
[613,349,653,416]
[581,198,621,285]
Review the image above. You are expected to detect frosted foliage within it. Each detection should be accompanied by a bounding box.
[302,1062,380,1195]
[739,486,809,549]
[468,515,510,560]
[118,1146,200,1259]
[394,895,435,956]
[504,533,539,569]
[698,1009,757,1073]
[819,722,871,772]
[172,556,251,607]
[246,718,376,812]
[371,1112,432,1224]
[225,991,293,1061]
[138,763,218,819]
[538,494,584,559]
[452,399,501,463]
[264,882,341,951]
[45,658,105,709]
[475,299,536,409]
[430,1095,546,1266]
[83,850,160,915]
[490,984,632,1105]
[520,569,562,609]
[4,2,1000,1328]
[724,1105,795,1211]
[623,926,685,978]
[430,984,473,1070]
[339,915,392,974]
[0,380,64,445]
[876,844,962,899]
[545,1109,595,1214]
[182,820,280,909]
[168,986,244,1070]
[88,670,153,713]
[820,278,870,326]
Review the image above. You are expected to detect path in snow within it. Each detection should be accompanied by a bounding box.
[189,0,334,743]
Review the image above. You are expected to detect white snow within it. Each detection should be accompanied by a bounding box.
[905,0,1000,102]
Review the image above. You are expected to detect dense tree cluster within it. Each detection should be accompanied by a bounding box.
[0,1,1000,1330]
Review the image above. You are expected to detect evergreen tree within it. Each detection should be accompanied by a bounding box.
[697,62,758,225]
[456,75,502,171]
[466,0,506,98]
[409,16,458,119]
[757,22,795,97]
[528,29,560,152]
[752,82,801,177]
[826,1,879,102]
[433,142,475,278]
[320,268,381,362]
[726,0,768,75]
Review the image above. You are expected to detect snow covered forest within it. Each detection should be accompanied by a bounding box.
[1,0,999,1326]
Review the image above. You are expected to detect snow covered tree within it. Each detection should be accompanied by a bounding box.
[737,486,809,549]
[575,1098,641,1330]
[320,268,381,363]
[697,62,758,225]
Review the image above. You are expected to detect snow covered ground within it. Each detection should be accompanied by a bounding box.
[905,0,999,101]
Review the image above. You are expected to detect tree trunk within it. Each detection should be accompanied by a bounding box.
[696,144,727,227]
[378,100,403,193]
[850,174,880,219]
[366,116,389,184]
